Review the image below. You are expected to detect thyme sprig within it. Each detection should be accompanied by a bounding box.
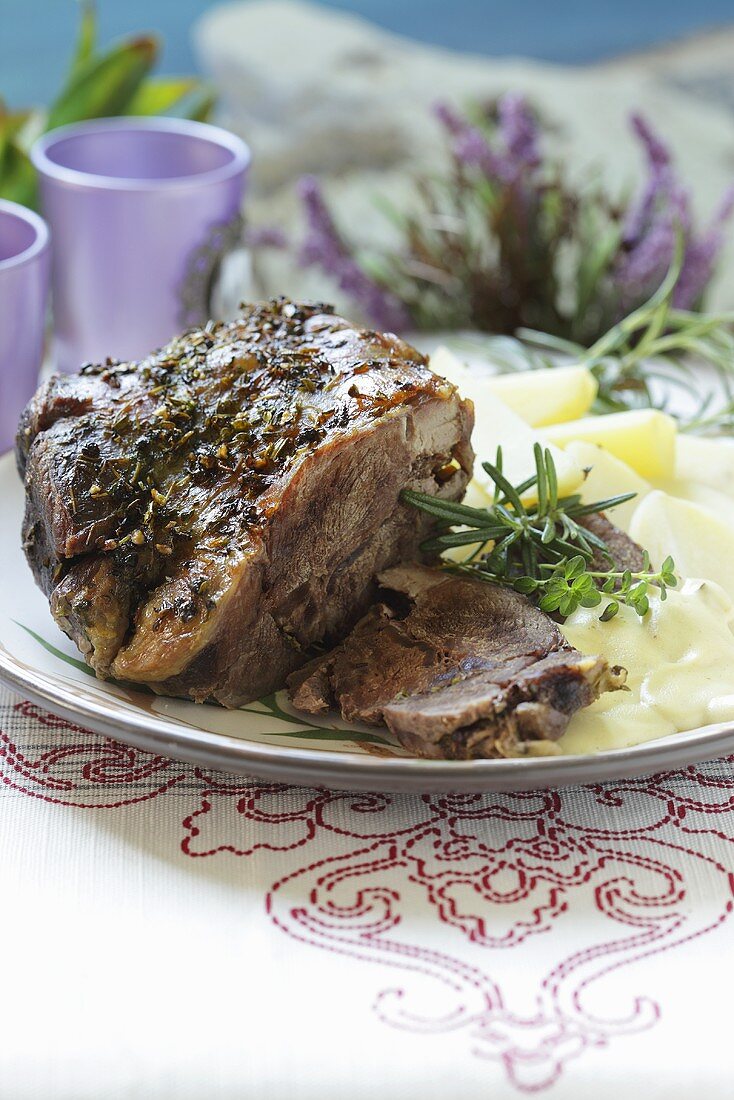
[521,553,677,620]
[401,443,677,621]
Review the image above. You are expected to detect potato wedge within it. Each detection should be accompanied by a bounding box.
[485,366,597,426]
[430,347,583,502]
[430,346,597,427]
[544,409,676,480]
[655,477,734,531]
[565,441,651,533]
[470,402,583,505]
[629,489,734,600]
[675,435,734,500]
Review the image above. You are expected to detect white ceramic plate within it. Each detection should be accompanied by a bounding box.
[2,452,733,791]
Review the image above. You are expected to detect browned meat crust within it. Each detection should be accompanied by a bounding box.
[288,565,626,759]
[17,300,473,705]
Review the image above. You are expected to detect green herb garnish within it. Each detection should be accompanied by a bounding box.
[521,552,677,621]
[402,443,677,621]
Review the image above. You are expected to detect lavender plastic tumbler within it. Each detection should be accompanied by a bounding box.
[0,200,50,452]
[31,117,250,373]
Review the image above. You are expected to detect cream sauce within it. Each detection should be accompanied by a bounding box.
[558,431,734,753]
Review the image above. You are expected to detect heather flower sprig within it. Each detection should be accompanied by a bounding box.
[297,175,411,333]
[612,113,734,313]
[442,92,542,183]
[296,97,734,345]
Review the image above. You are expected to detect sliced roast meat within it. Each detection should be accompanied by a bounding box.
[580,512,646,573]
[18,300,473,705]
[288,565,626,759]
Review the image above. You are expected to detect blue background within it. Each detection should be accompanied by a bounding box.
[3,0,734,106]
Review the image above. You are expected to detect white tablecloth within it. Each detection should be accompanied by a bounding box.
[2,685,733,1098]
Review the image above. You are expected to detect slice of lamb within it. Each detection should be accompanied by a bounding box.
[288,564,626,760]
[580,512,645,572]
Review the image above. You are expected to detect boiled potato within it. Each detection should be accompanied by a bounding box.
[655,477,734,532]
[441,477,508,564]
[430,347,583,503]
[629,490,734,601]
[543,408,677,480]
[485,366,597,426]
[565,441,651,533]
[430,346,477,394]
[675,435,734,500]
[461,479,493,510]
[430,347,597,427]
[469,400,583,505]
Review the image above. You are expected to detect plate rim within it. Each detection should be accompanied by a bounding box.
[1,639,733,793]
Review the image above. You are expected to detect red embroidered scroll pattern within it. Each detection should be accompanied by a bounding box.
[181,772,734,1091]
[3,699,734,1092]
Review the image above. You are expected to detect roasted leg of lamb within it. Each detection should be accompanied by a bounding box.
[17,300,473,705]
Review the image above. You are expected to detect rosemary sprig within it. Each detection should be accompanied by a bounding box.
[518,236,734,434]
[402,443,677,621]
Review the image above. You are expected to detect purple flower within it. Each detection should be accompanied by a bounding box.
[297,176,410,333]
[614,113,734,310]
[454,126,505,178]
[498,92,540,171]
[674,185,734,308]
[435,94,542,185]
[432,101,466,136]
[622,113,675,246]
[615,219,676,309]
[616,181,689,305]
[630,112,671,173]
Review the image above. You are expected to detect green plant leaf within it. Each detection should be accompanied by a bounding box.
[0,136,37,207]
[126,76,216,121]
[69,1,98,82]
[0,99,34,142]
[250,693,391,745]
[574,217,620,323]
[160,84,217,123]
[45,33,159,132]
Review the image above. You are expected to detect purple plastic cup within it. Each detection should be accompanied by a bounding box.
[0,199,50,452]
[31,117,250,373]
